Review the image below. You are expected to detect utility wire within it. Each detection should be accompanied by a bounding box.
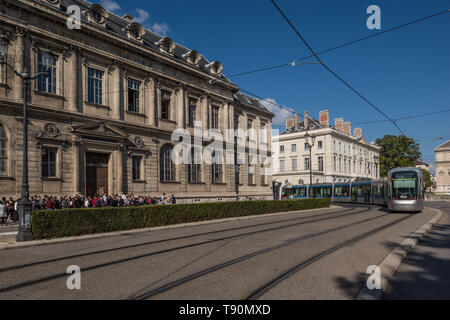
[269,0,405,136]
[352,108,450,125]
[227,9,449,78]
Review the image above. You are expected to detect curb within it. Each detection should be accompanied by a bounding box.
[0,205,340,251]
[356,208,444,300]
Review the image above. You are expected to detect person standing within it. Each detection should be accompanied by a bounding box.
[0,199,7,226]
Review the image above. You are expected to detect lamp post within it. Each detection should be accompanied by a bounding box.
[304,132,316,198]
[0,39,50,242]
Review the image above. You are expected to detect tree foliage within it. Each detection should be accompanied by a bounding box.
[375,135,421,177]
[421,169,433,189]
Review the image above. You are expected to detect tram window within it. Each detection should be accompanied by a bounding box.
[335,186,349,197]
[392,171,418,199]
[294,188,307,197]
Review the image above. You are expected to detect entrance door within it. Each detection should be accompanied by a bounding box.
[86,152,109,196]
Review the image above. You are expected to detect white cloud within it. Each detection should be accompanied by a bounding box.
[134,8,150,24]
[259,98,294,129]
[149,22,170,36]
[100,0,120,12]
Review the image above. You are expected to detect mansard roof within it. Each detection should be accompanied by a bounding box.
[56,0,229,81]
[233,92,274,116]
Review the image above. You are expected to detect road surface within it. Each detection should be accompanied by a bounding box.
[0,203,442,300]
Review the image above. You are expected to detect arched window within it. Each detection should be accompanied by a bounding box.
[0,124,7,176]
[160,144,175,182]
[188,147,201,183]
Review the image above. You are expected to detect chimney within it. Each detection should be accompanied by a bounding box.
[304,111,309,131]
[286,117,295,130]
[294,113,300,130]
[354,128,363,138]
[123,14,133,22]
[343,122,352,136]
[319,110,330,127]
[335,118,344,132]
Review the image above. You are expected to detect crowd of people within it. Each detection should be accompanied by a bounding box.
[0,193,178,225]
[0,197,19,226]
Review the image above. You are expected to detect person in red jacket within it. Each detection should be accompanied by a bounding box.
[45,196,55,210]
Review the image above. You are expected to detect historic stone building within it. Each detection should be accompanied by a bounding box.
[434,140,450,194]
[0,0,274,202]
[272,111,380,188]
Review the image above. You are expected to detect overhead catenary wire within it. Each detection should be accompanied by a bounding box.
[227,9,449,78]
[269,0,406,136]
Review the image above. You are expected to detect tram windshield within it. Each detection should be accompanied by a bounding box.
[391,171,419,200]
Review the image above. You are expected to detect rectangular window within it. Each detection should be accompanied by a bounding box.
[189,98,197,126]
[128,80,140,113]
[0,130,6,176]
[291,144,297,152]
[37,52,57,94]
[292,158,297,171]
[42,147,57,178]
[212,106,220,130]
[304,143,309,151]
[260,123,267,144]
[280,160,285,172]
[161,90,171,120]
[304,158,310,171]
[318,141,323,150]
[87,68,104,105]
[248,156,254,185]
[212,164,222,184]
[132,156,142,181]
[280,146,285,154]
[234,115,239,131]
[318,156,324,172]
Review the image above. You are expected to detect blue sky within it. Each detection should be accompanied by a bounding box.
[96,0,449,173]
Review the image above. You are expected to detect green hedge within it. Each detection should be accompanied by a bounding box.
[31,199,331,240]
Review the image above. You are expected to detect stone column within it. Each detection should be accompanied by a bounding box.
[15,27,25,101]
[144,75,154,126]
[176,86,184,129]
[201,95,209,132]
[73,140,81,194]
[69,48,78,113]
[116,146,124,194]
[110,62,121,120]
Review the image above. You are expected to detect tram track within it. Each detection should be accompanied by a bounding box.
[0,206,360,274]
[0,207,372,293]
[128,212,408,300]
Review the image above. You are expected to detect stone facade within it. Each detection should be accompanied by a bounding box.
[434,140,450,194]
[0,0,274,202]
[272,111,380,188]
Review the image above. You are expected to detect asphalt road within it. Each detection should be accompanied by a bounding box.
[0,203,441,300]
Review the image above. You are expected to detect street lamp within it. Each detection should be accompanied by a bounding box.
[0,39,51,242]
[305,132,316,198]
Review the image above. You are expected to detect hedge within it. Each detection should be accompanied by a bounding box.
[30,199,331,240]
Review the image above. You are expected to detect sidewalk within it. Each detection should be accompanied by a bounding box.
[383,203,450,299]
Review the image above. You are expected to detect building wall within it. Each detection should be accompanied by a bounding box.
[435,143,450,193]
[0,0,273,202]
[272,128,380,188]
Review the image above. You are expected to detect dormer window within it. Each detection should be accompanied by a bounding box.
[206,61,223,76]
[45,0,62,7]
[156,37,176,55]
[88,4,109,26]
[182,50,202,66]
[125,23,145,42]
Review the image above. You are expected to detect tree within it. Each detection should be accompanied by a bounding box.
[421,169,433,189]
[375,135,421,177]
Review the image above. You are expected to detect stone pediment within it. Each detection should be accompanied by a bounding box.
[70,122,129,141]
